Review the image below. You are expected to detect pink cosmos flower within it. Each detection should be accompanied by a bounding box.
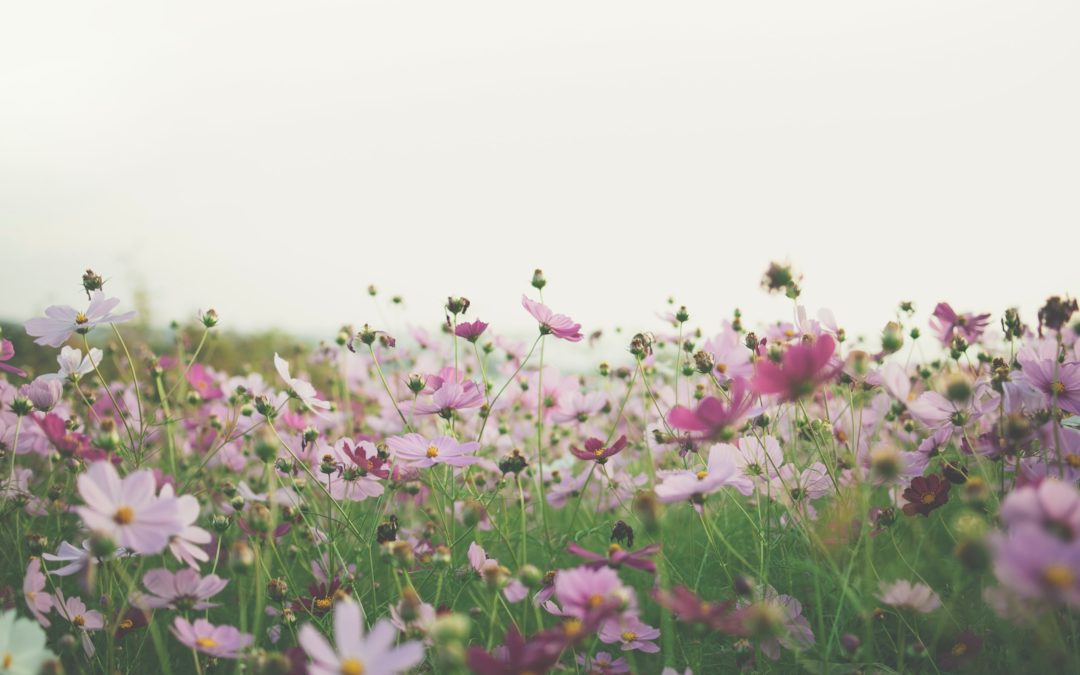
[159,483,212,567]
[24,290,136,348]
[171,617,253,659]
[0,339,26,378]
[54,590,104,656]
[655,444,755,505]
[324,439,387,502]
[929,302,991,347]
[468,542,530,603]
[668,377,759,441]
[1017,347,1080,416]
[274,353,331,415]
[991,524,1080,607]
[43,540,126,577]
[598,614,660,653]
[569,435,628,464]
[454,319,489,343]
[76,461,183,555]
[300,600,425,675]
[878,580,942,613]
[751,335,839,402]
[22,377,63,412]
[522,295,583,342]
[412,379,485,417]
[1001,478,1080,541]
[578,651,630,675]
[387,434,481,468]
[140,568,228,610]
[567,541,660,573]
[23,558,53,627]
[551,390,607,423]
[553,566,631,619]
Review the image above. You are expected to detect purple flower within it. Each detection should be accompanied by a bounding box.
[0,339,27,378]
[21,377,63,412]
[929,302,991,347]
[1017,348,1080,416]
[522,295,583,342]
[171,617,253,659]
[1000,478,1080,541]
[454,319,489,343]
[299,600,425,675]
[387,434,481,468]
[139,568,228,610]
[75,461,184,555]
[577,651,630,674]
[467,625,564,675]
[25,290,136,348]
[598,614,660,652]
[412,379,485,417]
[567,541,660,573]
[668,377,759,441]
[569,435,627,464]
[751,335,839,402]
[991,524,1080,607]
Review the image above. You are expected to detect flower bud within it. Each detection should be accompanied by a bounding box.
[881,322,904,354]
[200,309,219,328]
[531,269,547,290]
[406,374,427,394]
[10,396,33,417]
[267,577,289,602]
[445,297,471,316]
[431,613,472,643]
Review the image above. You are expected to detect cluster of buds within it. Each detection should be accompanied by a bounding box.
[693,350,715,374]
[498,448,528,475]
[629,332,654,359]
[446,296,471,316]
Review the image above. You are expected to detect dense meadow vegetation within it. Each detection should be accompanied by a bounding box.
[2,266,1079,674]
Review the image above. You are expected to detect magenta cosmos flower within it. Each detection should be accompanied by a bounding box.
[569,435,628,464]
[751,334,838,402]
[76,461,183,555]
[454,319,489,343]
[522,295,583,342]
[668,377,759,441]
[171,617,253,659]
[567,541,660,573]
[140,568,228,610]
[24,290,136,348]
[929,302,991,347]
[300,600,425,675]
[0,339,26,378]
[553,566,631,619]
[387,433,481,468]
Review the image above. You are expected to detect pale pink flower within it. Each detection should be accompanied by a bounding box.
[878,579,941,613]
[159,483,212,567]
[54,590,104,656]
[23,558,53,627]
[25,290,136,348]
[75,461,183,555]
[522,295,583,342]
[274,353,331,415]
[387,434,481,468]
[299,600,425,675]
[171,617,253,659]
[140,568,228,610]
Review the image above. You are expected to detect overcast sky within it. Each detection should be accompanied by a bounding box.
[1,1,1076,348]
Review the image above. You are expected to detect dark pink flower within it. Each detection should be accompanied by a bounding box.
[668,377,759,440]
[566,541,660,573]
[0,339,27,378]
[522,295,583,342]
[569,435,627,464]
[751,335,838,402]
[929,302,991,347]
[454,319,489,343]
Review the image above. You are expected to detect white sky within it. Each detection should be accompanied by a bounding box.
[1,1,1077,347]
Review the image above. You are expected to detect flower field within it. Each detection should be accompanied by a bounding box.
[2,265,1079,674]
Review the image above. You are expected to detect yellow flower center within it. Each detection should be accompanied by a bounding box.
[594,448,605,457]
[1043,564,1075,589]
[920,493,936,505]
[587,593,604,608]
[1067,454,1080,468]
[562,619,583,638]
[196,637,218,649]
[119,619,134,630]
[951,642,968,656]
[426,445,439,458]
[114,505,135,525]
[716,363,727,374]
[314,597,333,610]
[75,312,89,325]
[1052,381,1066,395]
[340,658,365,675]
[2,653,11,668]
[621,630,637,642]
[608,543,622,555]
[696,470,709,481]
[73,614,85,627]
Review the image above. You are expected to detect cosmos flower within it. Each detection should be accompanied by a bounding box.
[21,378,63,412]
[991,524,1080,607]
[75,461,184,555]
[751,335,839,402]
[567,541,660,573]
[412,379,485,417]
[274,353,331,415]
[1000,478,1080,541]
[522,295,583,342]
[159,483,212,567]
[655,444,755,504]
[550,390,607,423]
[552,566,630,619]
[171,617,253,659]
[878,580,942,613]
[0,339,26,378]
[299,600,425,675]
[139,568,228,610]
[668,377,759,441]
[598,614,660,653]
[454,319,489,343]
[577,651,630,675]
[467,625,564,675]
[387,434,481,468]
[42,540,126,577]
[41,345,102,382]
[569,435,627,464]
[900,474,951,517]
[23,559,53,627]
[1017,348,1080,416]
[929,302,991,347]
[24,290,136,348]
[0,609,56,675]
[53,590,104,656]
